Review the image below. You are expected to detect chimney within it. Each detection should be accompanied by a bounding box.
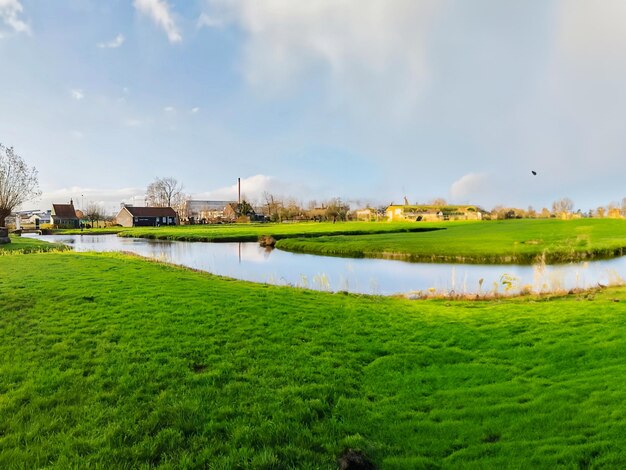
[238,177,241,204]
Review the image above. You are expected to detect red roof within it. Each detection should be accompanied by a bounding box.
[123,206,177,217]
[52,204,78,219]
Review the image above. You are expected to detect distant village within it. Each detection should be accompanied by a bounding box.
[6,197,626,231]
[5,178,626,230]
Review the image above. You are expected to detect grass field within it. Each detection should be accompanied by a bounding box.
[114,221,439,243]
[0,235,68,254]
[1,251,625,468]
[276,218,626,264]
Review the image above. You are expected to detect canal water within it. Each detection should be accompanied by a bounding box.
[30,234,626,296]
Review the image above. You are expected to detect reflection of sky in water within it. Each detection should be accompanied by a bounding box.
[30,234,626,296]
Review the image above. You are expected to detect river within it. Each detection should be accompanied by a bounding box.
[29,234,626,296]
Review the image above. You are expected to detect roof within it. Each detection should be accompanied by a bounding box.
[386,204,481,212]
[52,204,78,219]
[123,206,177,217]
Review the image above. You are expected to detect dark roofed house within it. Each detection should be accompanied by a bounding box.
[116,205,178,227]
[51,200,80,228]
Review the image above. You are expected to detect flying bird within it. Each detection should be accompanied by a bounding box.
[531,170,537,176]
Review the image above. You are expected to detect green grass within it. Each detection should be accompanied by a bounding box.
[276,218,626,264]
[53,227,125,235]
[116,221,439,243]
[1,252,625,468]
[0,235,68,254]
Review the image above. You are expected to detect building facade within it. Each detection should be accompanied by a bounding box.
[116,206,178,227]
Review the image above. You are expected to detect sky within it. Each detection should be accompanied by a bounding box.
[2,0,626,215]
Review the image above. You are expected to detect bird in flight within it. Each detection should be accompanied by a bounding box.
[531,170,537,176]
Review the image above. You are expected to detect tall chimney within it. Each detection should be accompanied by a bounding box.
[238,178,241,204]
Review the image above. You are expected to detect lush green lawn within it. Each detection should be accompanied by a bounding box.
[0,235,68,254]
[1,252,625,468]
[276,218,626,264]
[116,221,439,243]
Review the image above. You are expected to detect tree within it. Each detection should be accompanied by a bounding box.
[325,198,349,223]
[146,176,187,217]
[552,197,574,215]
[430,198,447,207]
[263,192,283,222]
[0,144,41,227]
[146,177,184,207]
[85,203,105,228]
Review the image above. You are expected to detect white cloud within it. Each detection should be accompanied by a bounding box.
[98,33,125,49]
[70,130,84,139]
[207,0,441,115]
[197,12,223,29]
[450,173,491,203]
[194,174,309,202]
[0,0,30,35]
[71,89,84,100]
[134,0,181,43]
[191,107,200,113]
[163,106,175,112]
[35,187,146,215]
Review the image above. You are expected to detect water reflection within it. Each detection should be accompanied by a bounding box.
[30,234,626,296]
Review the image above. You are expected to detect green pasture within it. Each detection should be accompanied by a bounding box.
[114,221,437,242]
[0,235,68,255]
[276,218,626,264]
[1,251,625,468]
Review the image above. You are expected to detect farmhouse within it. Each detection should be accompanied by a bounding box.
[386,204,484,222]
[116,205,178,228]
[51,200,80,228]
[182,200,235,224]
[354,207,380,221]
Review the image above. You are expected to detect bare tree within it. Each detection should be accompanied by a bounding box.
[552,197,574,215]
[146,177,184,207]
[325,198,349,223]
[0,144,41,226]
[621,197,626,217]
[85,203,105,228]
[430,198,447,207]
[146,176,187,217]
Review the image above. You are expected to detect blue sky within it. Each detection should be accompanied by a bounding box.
[2,0,626,214]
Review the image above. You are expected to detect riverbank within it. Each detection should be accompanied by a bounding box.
[1,251,625,468]
[114,221,441,242]
[276,218,626,264]
[0,235,69,254]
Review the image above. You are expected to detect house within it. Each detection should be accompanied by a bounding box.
[386,204,484,222]
[51,200,80,228]
[5,209,51,229]
[182,200,235,224]
[354,207,380,222]
[223,202,258,222]
[116,205,178,227]
[608,208,623,219]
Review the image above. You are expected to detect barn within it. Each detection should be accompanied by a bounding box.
[116,206,178,228]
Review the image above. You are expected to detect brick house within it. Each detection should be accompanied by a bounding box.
[51,200,80,228]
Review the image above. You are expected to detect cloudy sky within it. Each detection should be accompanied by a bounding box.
[2,0,626,214]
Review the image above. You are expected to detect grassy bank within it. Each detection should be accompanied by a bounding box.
[1,252,625,468]
[0,235,68,254]
[52,227,125,235]
[276,218,626,264]
[116,221,440,243]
